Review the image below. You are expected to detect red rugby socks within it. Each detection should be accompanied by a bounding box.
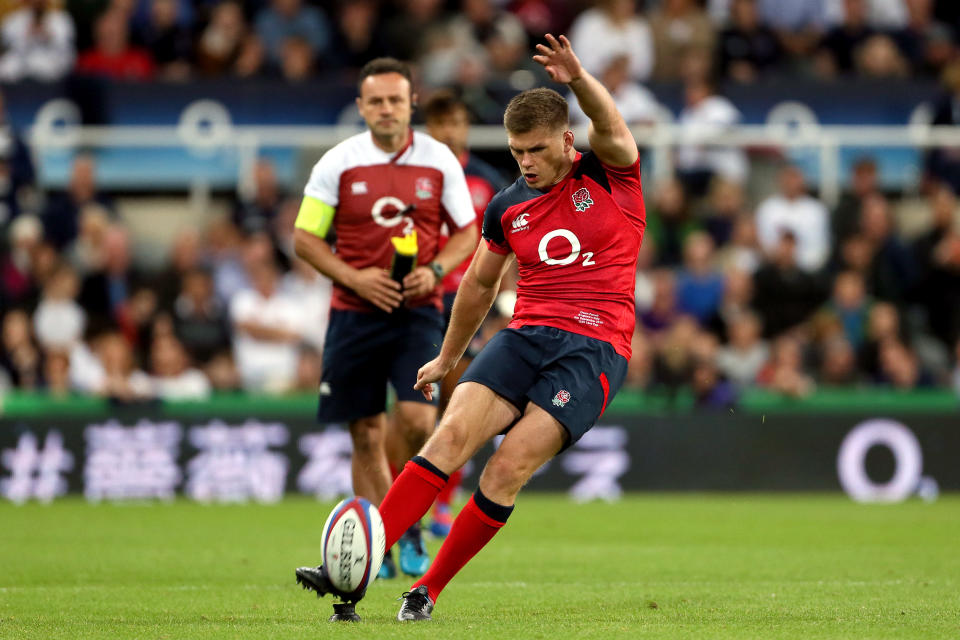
[379,456,448,549]
[435,468,464,509]
[413,489,514,602]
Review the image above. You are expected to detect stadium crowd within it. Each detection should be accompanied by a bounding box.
[1,0,960,404]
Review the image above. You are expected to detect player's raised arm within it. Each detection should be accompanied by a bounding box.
[533,33,638,168]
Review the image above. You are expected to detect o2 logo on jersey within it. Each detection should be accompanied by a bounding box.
[372,196,414,235]
[537,229,596,267]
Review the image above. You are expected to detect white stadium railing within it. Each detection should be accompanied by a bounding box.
[27,122,960,206]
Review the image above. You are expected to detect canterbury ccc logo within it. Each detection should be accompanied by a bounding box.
[512,213,530,229]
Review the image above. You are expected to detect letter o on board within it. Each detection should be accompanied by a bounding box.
[538,229,580,266]
[836,419,922,503]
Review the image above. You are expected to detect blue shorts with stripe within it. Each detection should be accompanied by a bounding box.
[317,306,443,423]
[458,325,628,447]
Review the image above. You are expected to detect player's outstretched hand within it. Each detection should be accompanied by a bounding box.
[351,266,403,312]
[533,34,583,84]
[402,266,438,300]
[414,356,452,401]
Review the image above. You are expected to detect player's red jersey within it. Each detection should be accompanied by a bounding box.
[482,151,645,358]
[440,153,505,294]
[303,130,475,312]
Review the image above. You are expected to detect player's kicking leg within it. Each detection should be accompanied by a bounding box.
[397,403,565,621]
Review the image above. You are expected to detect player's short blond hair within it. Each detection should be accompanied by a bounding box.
[503,88,569,134]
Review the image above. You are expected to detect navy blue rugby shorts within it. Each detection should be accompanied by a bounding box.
[317,306,443,423]
[458,325,628,447]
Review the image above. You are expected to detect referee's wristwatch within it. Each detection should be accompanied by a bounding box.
[427,261,445,283]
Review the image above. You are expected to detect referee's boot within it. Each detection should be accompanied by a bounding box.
[398,523,430,577]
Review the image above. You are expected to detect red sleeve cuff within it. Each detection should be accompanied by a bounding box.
[484,238,510,255]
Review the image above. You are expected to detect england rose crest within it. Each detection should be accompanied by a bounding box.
[415,177,435,200]
[552,390,572,407]
[571,187,593,212]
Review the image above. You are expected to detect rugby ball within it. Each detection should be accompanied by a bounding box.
[321,497,386,599]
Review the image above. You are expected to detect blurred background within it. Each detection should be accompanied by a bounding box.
[1,0,960,504]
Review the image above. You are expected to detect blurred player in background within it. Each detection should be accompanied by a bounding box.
[297,34,645,621]
[417,90,507,538]
[292,58,477,582]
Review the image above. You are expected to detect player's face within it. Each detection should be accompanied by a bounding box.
[357,72,414,145]
[425,108,469,157]
[507,126,574,190]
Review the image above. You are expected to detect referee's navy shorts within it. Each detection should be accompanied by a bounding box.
[317,306,443,423]
[459,325,628,447]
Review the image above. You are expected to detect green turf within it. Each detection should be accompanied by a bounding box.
[1,495,958,639]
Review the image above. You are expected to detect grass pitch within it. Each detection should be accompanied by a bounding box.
[1,494,958,639]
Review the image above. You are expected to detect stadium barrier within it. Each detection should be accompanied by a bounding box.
[2,390,957,504]
[28,121,960,203]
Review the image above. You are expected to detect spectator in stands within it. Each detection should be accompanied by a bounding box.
[818,336,861,385]
[854,34,910,78]
[229,256,305,393]
[293,345,322,392]
[753,231,828,337]
[715,215,761,274]
[382,0,448,63]
[892,0,955,76]
[43,153,113,251]
[639,268,680,338]
[691,354,737,408]
[327,0,384,71]
[649,0,715,81]
[132,0,193,80]
[0,0,75,82]
[755,164,830,273]
[822,270,871,347]
[567,54,661,126]
[756,334,815,397]
[926,62,960,192]
[77,225,143,333]
[1,215,42,311]
[172,267,230,365]
[857,301,904,380]
[91,330,152,400]
[878,337,930,388]
[206,216,247,303]
[568,0,654,82]
[254,0,329,72]
[717,0,782,83]
[702,179,746,248]
[278,35,314,81]
[624,329,653,390]
[43,349,71,396]
[646,178,700,268]
[706,267,754,338]
[757,0,826,64]
[675,75,748,195]
[1,308,43,389]
[33,263,85,351]
[833,156,878,245]
[676,231,724,325]
[146,332,211,399]
[652,315,699,394]
[204,349,240,391]
[280,257,332,354]
[195,0,262,77]
[153,228,203,310]
[234,158,285,235]
[717,310,768,388]
[474,16,550,121]
[76,8,155,80]
[0,89,37,226]
[912,184,960,347]
[815,0,874,77]
[858,192,916,302]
